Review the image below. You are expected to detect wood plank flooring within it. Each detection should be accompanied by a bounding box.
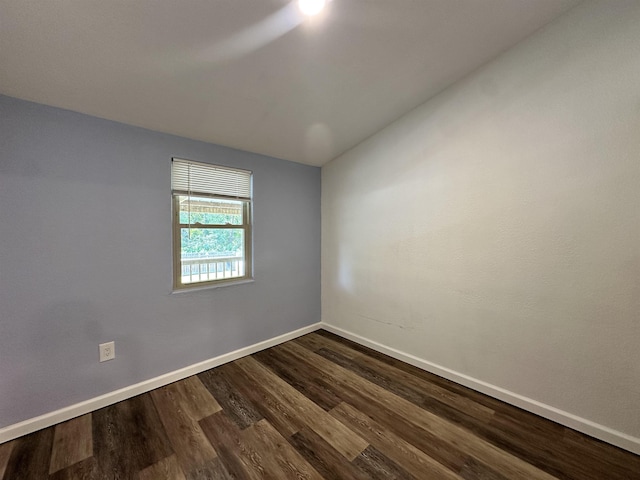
[2,330,639,479]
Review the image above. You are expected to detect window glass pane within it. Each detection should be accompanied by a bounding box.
[177,195,243,225]
[180,228,245,284]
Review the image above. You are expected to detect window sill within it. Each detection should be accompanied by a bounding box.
[170,278,254,294]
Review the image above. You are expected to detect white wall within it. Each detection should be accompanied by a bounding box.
[322,0,640,452]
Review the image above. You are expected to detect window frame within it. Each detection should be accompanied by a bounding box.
[171,159,253,291]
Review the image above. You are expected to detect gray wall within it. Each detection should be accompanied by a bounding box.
[0,95,321,427]
[323,0,640,450]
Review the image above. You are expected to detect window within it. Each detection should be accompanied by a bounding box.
[172,158,252,290]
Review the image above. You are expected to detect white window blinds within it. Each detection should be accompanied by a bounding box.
[172,158,252,200]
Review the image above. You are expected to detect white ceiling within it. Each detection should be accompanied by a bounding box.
[0,0,582,166]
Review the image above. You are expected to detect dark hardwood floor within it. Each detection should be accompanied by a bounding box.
[1,330,638,479]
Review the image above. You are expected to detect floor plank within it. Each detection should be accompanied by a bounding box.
[270,342,471,472]
[458,457,511,480]
[2,428,53,480]
[352,446,416,480]
[48,457,98,480]
[304,333,495,422]
[288,427,371,480]
[199,411,267,480]
[241,419,325,480]
[183,458,234,480]
[198,366,263,430]
[235,355,369,461]
[138,454,186,480]
[178,376,222,420]
[560,428,640,480]
[280,340,559,480]
[313,330,511,411]
[220,360,301,438]
[48,413,93,474]
[331,401,464,480]
[264,344,471,472]
[150,382,218,476]
[92,393,173,478]
[0,441,14,479]
[254,347,343,411]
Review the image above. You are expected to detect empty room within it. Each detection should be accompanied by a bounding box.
[0,0,638,478]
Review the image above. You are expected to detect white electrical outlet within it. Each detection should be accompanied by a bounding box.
[99,341,115,362]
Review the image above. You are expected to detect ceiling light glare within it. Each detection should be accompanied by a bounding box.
[298,0,326,16]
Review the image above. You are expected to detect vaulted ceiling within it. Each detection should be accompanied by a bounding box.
[0,0,582,166]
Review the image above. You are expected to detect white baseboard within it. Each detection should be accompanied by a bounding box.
[320,323,640,456]
[3,321,639,456]
[0,323,322,444]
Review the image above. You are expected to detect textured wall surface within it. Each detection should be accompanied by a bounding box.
[0,95,320,427]
[323,0,640,441]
